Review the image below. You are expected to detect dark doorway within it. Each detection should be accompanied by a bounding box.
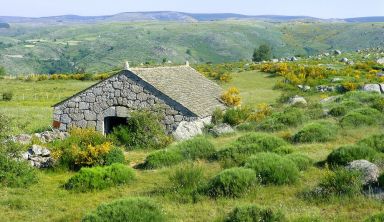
[104,116,127,134]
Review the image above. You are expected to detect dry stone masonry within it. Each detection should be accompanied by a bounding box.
[53,66,225,137]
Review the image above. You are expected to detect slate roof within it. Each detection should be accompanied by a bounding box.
[130,66,225,117]
[54,65,225,118]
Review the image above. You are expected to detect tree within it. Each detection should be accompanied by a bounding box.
[0,66,5,77]
[252,44,272,62]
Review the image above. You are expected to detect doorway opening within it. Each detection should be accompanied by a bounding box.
[104,116,127,134]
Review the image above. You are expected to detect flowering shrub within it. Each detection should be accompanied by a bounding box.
[221,87,241,107]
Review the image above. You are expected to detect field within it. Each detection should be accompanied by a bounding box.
[1,66,384,221]
[0,21,383,75]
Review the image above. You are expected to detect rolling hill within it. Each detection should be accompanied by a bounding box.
[0,12,383,75]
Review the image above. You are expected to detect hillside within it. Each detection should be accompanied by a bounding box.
[0,20,383,75]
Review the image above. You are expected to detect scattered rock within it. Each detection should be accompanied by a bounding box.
[210,124,234,137]
[334,50,342,55]
[377,73,384,78]
[316,85,336,92]
[271,59,279,63]
[21,145,54,168]
[377,58,384,65]
[331,77,343,83]
[11,134,32,145]
[340,58,348,63]
[345,160,380,186]
[172,117,211,141]
[297,85,311,92]
[287,95,307,106]
[362,84,381,93]
[347,61,355,65]
[290,56,298,61]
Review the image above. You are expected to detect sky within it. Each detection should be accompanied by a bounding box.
[1,0,383,18]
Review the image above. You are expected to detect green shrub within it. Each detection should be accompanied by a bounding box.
[2,91,13,101]
[206,167,257,198]
[244,153,299,185]
[178,137,216,160]
[291,216,323,222]
[365,212,384,222]
[223,107,251,126]
[305,169,363,199]
[105,146,126,165]
[142,148,184,169]
[169,163,204,191]
[358,134,384,152]
[327,145,378,166]
[82,197,165,222]
[236,133,288,151]
[49,128,111,170]
[64,163,135,192]
[286,154,313,171]
[340,108,383,128]
[292,121,337,143]
[0,154,38,188]
[224,204,285,222]
[214,143,262,168]
[212,108,224,125]
[329,105,347,117]
[111,111,172,150]
[371,97,384,112]
[258,107,304,131]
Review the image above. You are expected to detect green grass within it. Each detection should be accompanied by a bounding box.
[1,70,384,221]
[0,79,96,134]
[223,71,281,106]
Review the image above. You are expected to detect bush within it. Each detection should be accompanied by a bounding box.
[206,167,257,198]
[82,197,165,222]
[2,91,13,101]
[292,121,337,143]
[365,213,384,222]
[223,107,251,126]
[305,169,363,199]
[111,111,172,150]
[104,146,126,165]
[258,107,304,131]
[244,153,299,185]
[329,105,347,117]
[0,154,38,188]
[225,204,285,222]
[142,148,184,169]
[221,87,241,107]
[212,108,224,125]
[215,144,263,168]
[178,137,216,160]
[358,134,384,152]
[50,128,128,170]
[340,108,383,128]
[64,163,135,192]
[169,163,204,191]
[236,133,288,151]
[327,145,378,166]
[286,154,313,171]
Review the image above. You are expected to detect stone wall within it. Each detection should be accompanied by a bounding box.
[53,71,198,134]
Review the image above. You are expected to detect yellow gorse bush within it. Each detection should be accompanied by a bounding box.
[74,142,113,166]
[221,87,241,107]
[247,103,272,122]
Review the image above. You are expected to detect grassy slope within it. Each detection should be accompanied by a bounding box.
[0,21,383,75]
[0,79,96,134]
[1,71,384,221]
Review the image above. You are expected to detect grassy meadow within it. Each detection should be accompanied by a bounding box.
[1,65,384,221]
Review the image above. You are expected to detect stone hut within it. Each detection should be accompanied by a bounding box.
[52,64,225,139]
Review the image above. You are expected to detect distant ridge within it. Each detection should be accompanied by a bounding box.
[0,11,383,23]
